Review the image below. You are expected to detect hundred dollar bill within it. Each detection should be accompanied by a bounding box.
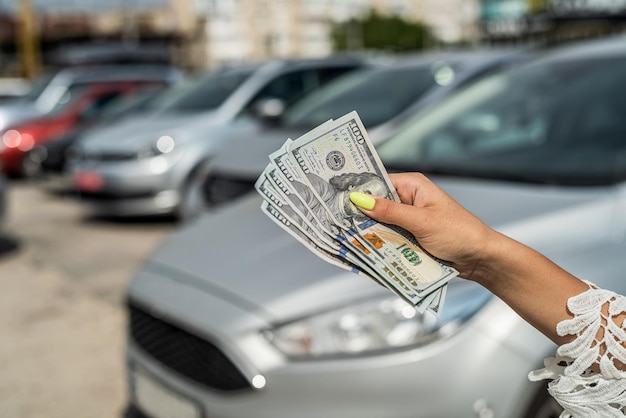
[268,139,341,248]
[256,177,373,275]
[419,283,446,315]
[257,180,423,298]
[268,140,429,303]
[342,225,447,313]
[352,219,458,295]
[334,229,428,305]
[257,170,383,278]
[286,110,399,231]
[260,110,458,313]
[263,159,426,304]
[261,166,337,253]
[256,174,321,245]
[286,111,458,294]
[260,200,368,277]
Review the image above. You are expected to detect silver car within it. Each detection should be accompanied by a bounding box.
[123,36,626,418]
[68,57,371,221]
[203,48,526,205]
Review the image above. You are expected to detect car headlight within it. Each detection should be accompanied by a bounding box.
[263,280,491,359]
[136,135,177,159]
[1,129,34,152]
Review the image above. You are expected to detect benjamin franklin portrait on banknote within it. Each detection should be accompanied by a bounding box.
[294,171,388,225]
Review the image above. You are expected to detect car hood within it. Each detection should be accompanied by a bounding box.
[79,111,219,151]
[143,176,624,320]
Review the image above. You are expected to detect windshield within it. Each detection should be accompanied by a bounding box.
[377,56,626,186]
[93,88,162,122]
[283,63,455,129]
[147,68,254,114]
[46,83,92,115]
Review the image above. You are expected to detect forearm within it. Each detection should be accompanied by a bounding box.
[471,230,590,345]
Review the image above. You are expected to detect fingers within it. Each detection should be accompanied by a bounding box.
[350,192,427,237]
[389,172,433,206]
[350,172,439,237]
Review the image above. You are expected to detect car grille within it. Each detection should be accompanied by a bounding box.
[128,302,252,392]
[80,150,137,162]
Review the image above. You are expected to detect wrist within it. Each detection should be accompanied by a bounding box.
[466,230,516,288]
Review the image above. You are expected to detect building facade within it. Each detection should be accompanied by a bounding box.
[0,0,481,74]
[197,0,481,68]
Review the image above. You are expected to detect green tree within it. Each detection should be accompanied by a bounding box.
[331,9,432,52]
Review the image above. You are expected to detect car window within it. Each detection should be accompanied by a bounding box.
[242,65,360,114]
[149,68,254,114]
[95,89,162,122]
[79,92,126,121]
[377,56,626,186]
[283,63,454,129]
[45,83,93,115]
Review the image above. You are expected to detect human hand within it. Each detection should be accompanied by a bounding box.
[352,173,594,347]
[349,172,497,282]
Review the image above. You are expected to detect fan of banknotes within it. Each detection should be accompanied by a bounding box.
[255,111,459,316]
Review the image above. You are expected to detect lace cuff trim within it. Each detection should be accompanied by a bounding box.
[528,281,626,417]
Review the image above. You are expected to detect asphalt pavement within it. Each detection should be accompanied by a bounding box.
[0,180,174,418]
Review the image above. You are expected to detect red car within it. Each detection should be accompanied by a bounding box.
[0,80,166,177]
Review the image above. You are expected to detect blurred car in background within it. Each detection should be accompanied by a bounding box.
[0,64,182,133]
[0,79,170,177]
[123,36,626,418]
[69,56,373,221]
[0,172,6,228]
[202,48,526,206]
[33,88,167,190]
[0,78,31,104]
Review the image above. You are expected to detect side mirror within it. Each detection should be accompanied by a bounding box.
[253,98,286,127]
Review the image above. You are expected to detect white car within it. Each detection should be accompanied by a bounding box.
[122,36,626,418]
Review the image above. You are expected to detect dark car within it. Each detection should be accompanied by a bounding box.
[202,48,527,206]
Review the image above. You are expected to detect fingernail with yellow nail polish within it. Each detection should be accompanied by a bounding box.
[350,192,376,211]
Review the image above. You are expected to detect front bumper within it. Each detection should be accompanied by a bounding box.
[124,271,549,418]
[69,156,180,216]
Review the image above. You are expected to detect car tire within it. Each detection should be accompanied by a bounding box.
[21,146,47,179]
[175,165,210,223]
[523,381,563,418]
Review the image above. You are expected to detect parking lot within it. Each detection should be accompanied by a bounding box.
[0,180,175,418]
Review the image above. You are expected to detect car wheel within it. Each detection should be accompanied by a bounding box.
[523,382,563,418]
[176,167,209,222]
[21,146,47,178]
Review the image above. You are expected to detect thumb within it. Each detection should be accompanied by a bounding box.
[350,192,424,233]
